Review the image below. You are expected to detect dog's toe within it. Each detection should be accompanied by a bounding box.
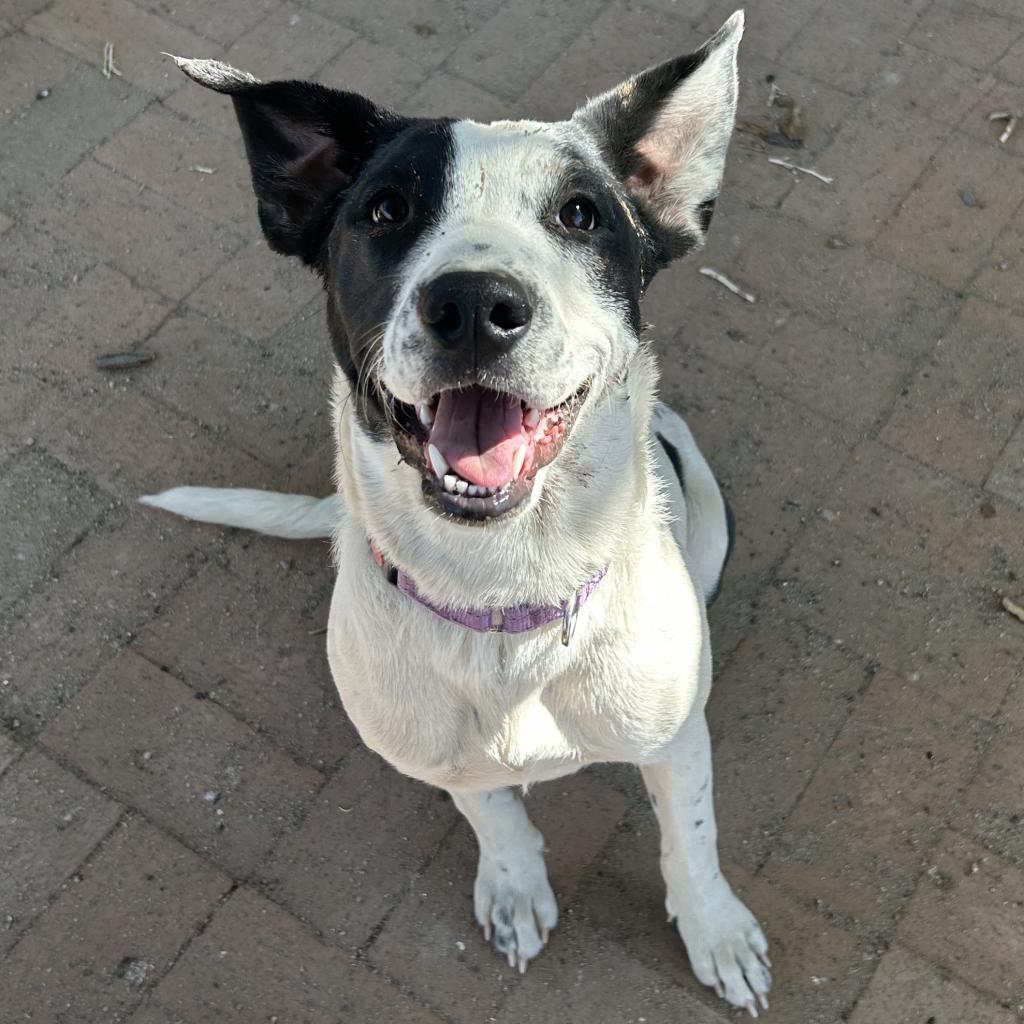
[473,856,557,971]
[676,889,772,1013]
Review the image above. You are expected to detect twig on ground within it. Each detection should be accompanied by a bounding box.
[768,157,833,184]
[102,42,122,79]
[988,110,1019,145]
[1001,595,1024,624]
[699,267,756,303]
[189,165,217,174]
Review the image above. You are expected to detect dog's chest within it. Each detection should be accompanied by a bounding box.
[326,554,706,791]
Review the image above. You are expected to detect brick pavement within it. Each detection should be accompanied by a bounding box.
[1,0,1023,1020]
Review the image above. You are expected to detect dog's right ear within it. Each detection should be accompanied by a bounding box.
[169,56,403,268]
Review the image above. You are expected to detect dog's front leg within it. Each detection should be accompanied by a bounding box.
[642,715,771,1017]
[450,787,558,973]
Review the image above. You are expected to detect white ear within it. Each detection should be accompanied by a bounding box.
[573,11,743,260]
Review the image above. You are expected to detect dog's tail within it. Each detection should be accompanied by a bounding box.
[139,487,340,539]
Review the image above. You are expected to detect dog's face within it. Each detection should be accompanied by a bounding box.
[173,13,742,526]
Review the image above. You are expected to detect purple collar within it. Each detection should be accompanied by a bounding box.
[371,543,606,646]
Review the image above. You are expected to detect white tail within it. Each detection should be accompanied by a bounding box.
[139,487,341,539]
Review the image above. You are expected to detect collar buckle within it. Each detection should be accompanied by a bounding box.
[561,587,583,647]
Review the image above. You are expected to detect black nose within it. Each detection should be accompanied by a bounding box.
[418,272,533,357]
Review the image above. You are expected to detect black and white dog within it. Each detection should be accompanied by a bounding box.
[144,12,772,1014]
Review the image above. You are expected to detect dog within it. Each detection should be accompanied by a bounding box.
[143,11,771,1015]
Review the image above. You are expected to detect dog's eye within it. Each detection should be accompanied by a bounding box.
[558,197,599,232]
[370,191,410,226]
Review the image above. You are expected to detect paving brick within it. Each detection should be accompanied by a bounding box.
[186,239,321,337]
[95,105,254,230]
[0,816,231,1021]
[880,299,1024,486]
[163,4,357,136]
[25,0,215,98]
[701,0,827,63]
[873,132,1024,290]
[370,771,629,1022]
[707,621,869,872]
[136,305,333,472]
[141,887,443,1024]
[973,195,1024,316]
[446,0,607,101]
[580,828,869,1024]
[658,351,855,577]
[304,0,502,70]
[0,60,150,212]
[996,34,1024,84]
[42,650,323,877]
[316,37,432,110]
[850,944,1016,1024]
[781,107,947,245]
[764,669,981,928]
[724,55,859,210]
[0,506,207,736]
[986,421,1024,507]
[897,829,1024,1003]
[407,70,513,121]
[39,159,244,301]
[768,521,1023,720]
[0,224,95,343]
[0,731,21,775]
[826,439,980,566]
[732,213,959,354]
[954,682,1024,871]
[15,262,172,373]
[496,926,729,1024]
[865,43,996,126]
[133,545,350,768]
[0,750,121,952]
[134,0,277,47]
[0,31,78,124]
[0,451,101,615]
[779,0,931,96]
[909,1,1023,72]
[45,379,272,500]
[750,312,910,429]
[265,744,455,947]
[518,1,711,122]
[0,0,49,27]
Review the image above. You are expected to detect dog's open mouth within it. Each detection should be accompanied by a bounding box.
[388,382,589,521]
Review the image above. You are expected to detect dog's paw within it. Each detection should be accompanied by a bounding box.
[673,887,771,1018]
[472,853,558,973]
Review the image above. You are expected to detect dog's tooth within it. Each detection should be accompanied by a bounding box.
[443,473,457,493]
[524,407,541,429]
[427,443,448,478]
[512,446,527,479]
[467,484,479,497]
[418,403,434,427]
[455,479,469,495]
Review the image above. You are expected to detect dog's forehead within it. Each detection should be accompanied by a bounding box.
[446,119,603,207]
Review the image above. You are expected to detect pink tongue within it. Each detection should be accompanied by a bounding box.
[430,387,526,489]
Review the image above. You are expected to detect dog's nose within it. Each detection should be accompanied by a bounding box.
[418,272,532,356]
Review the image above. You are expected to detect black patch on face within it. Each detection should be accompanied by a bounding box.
[547,146,652,335]
[324,119,456,437]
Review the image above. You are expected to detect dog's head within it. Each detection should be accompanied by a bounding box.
[174,14,742,527]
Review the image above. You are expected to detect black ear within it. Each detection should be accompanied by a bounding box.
[168,56,403,267]
[571,12,743,263]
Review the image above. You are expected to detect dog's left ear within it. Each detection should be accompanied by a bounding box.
[572,11,743,263]
[169,56,404,268]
